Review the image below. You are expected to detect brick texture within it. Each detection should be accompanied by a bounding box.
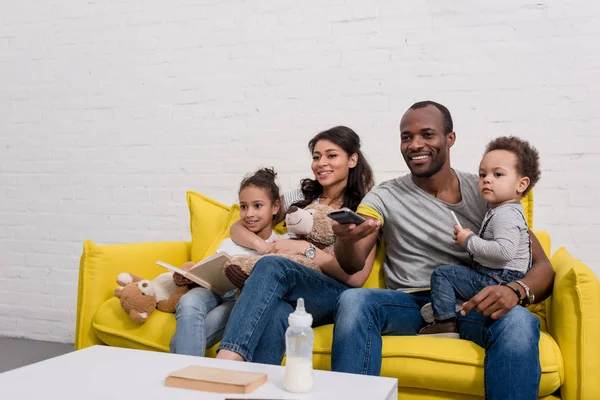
[1,1,598,342]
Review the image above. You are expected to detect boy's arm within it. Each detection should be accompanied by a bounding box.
[461,230,554,319]
[464,207,524,265]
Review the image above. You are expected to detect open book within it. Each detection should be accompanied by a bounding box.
[156,252,236,296]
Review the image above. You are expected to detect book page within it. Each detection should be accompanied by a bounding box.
[187,253,236,296]
[156,261,188,276]
[156,254,236,296]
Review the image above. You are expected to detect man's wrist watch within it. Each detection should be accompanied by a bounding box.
[515,280,535,306]
[304,244,317,259]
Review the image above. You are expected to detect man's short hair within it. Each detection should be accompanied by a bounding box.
[409,101,453,135]
[485,136,541,196]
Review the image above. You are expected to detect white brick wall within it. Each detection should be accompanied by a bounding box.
[1,0,598,343]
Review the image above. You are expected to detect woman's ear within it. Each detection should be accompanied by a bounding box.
[349,153,358,168]
[517,176,530,195]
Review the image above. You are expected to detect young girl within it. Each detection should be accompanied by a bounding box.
[216,126,377,365]
[170,167,288,356]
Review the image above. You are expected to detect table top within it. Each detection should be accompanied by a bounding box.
[0,345,397,400]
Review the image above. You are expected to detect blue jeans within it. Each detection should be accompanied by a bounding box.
[332,288,541,400]
[170,286,235,356]
[431,265,526,320]
[217,256,348,364]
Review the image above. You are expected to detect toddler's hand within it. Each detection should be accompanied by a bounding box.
[453,224,473,247]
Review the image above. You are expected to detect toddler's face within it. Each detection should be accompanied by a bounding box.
[478,150,529,207]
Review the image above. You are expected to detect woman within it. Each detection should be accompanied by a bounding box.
[216,125,377,365]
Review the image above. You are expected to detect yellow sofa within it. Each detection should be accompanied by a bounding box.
[75,192,600,400]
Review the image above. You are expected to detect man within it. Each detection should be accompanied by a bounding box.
[331,101,554,400]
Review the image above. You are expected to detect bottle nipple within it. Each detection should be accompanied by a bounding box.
[288,298,313,327]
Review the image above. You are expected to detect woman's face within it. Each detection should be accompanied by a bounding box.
[311,139,357,189]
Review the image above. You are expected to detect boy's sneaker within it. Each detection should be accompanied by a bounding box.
[420,301,464,324]
[418,319,460,338]
[420,302,435,324]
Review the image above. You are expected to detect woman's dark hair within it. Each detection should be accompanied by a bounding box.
[239,167,281,219]
[292,126,374,211]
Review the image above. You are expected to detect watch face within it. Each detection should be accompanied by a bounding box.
[305,247,316,259]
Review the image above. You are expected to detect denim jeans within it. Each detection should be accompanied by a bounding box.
[431,265,526,320]
[217,256,348,364]
[170,286,235,356]
[332,288,541,400]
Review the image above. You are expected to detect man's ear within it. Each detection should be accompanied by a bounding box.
[447,132,456,148]
[349,153,358,168]
[517,176,530,195]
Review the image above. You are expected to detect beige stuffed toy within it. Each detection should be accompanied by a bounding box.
[114,271,189,324]
[224,203,335,289]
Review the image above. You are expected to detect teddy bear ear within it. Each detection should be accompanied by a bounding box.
[116,272,133,286]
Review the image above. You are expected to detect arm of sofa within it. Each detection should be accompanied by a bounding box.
[75,240,191,350]
[547,247,600,400]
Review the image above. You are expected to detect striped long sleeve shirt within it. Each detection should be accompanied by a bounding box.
[464,202,531,273]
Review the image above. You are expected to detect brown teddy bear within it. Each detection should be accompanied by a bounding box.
[224,203,335,289]
[114,271,190,324]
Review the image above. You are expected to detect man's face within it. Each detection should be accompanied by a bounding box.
[399,106,455,178]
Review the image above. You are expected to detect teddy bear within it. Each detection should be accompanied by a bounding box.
[223,203,335,289]
[114,270,190,324]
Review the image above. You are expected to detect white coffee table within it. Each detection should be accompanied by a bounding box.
[0,345,397,400]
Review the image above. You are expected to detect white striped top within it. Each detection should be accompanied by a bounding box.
[465,202,531,273]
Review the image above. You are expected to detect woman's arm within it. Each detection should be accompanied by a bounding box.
[229,220,274,254]
[271,239,377,288]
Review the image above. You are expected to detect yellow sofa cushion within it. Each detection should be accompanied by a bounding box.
[312,324,562,397]
[187,190,233,262]
[76,240,191,350]
[548,247,600,400]
[92,296,220,355]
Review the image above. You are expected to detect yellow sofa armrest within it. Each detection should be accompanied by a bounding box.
[75,240,191,350]
[547,247,600,400]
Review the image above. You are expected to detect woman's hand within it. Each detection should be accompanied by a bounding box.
[256,241,276,255]
[271,239,307,256]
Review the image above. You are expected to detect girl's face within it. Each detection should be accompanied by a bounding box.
[311,139,357,190]
[239,185,279,240]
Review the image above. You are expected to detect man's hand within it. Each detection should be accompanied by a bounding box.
[453,224,473,247]
[271,239,306,255]
[461,284,520,319]
[332,218,381,242]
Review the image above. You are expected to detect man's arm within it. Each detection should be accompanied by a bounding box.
[333,217,381,274]
[461,230,555,319]
[518,230,555,302]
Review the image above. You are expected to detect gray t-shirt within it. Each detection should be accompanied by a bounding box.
[360,170,488,291]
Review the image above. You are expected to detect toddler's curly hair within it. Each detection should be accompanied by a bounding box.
[485,136,541,196]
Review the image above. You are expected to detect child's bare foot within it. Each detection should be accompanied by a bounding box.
[216,349,245,362]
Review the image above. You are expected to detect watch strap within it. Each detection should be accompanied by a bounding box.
[501,282,522,304]
[515,279,533,306]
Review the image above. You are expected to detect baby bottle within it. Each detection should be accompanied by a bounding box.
[283,298,314,393]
